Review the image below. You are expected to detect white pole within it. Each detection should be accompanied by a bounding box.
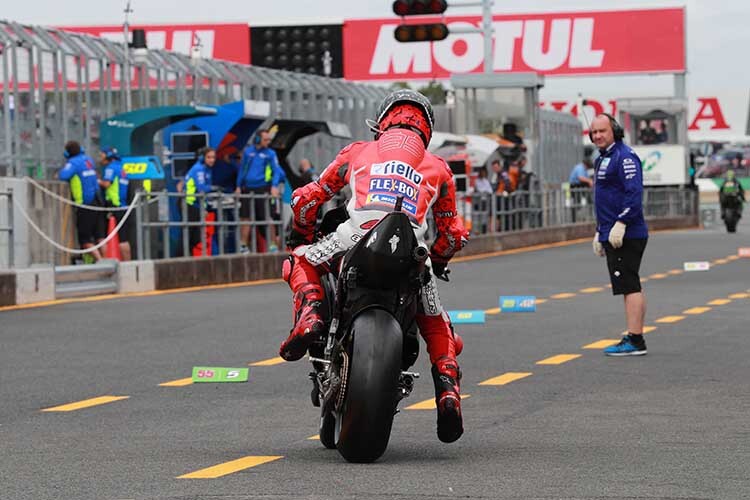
[482,0,493,74]
[123,0,133,111]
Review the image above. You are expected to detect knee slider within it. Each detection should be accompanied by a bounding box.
[282,255,294,283]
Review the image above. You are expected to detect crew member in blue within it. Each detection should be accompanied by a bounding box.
[185,147,217,256]
[591,113,649,356]
[58,140,106,262]
[235,129,284,253]
[98,146,132,261]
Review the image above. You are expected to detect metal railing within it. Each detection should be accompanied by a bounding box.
[132,186,697,261]
[0,187,13,268]
[135,191,287,260]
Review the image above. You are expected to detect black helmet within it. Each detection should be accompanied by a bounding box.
[375,89,434,146]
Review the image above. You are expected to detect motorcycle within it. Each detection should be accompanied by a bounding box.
[720,191,743,233]
[305,197,428,463]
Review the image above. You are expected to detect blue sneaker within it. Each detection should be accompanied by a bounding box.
[604,335,647,356]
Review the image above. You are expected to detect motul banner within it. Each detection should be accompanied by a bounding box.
[344,8,685,80]
[62,23,250,64]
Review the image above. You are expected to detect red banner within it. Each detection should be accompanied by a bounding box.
[62,23,250,64]
[344,8,685,81]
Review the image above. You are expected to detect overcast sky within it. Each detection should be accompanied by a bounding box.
[4,0,749,96]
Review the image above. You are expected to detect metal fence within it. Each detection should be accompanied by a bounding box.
[130,186,697,261]
[0,187,13,267]
[0,19,389,179]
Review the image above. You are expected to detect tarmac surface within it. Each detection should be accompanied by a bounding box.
[2,218,749,500]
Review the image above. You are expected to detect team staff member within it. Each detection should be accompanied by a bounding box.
[98,147,132,261]
[58,140,105,262]
[185,147,217,256]
[235,130,283,253]
[591,114,649,356]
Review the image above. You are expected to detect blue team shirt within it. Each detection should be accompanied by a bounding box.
[58,153,99,204]
[236,145,283,189]
[102,160,130,207]
[594,141,648,240]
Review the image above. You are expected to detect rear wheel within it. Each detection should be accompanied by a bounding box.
[336,309,403,463]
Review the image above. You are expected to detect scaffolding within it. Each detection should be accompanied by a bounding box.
[0,19,389,179]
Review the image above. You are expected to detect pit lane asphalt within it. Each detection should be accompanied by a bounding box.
[1,219,749,500]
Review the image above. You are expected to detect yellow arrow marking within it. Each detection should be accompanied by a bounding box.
[178,456,283,479]
[159,377,193,387]
[484,307,501,315]
[478,372,532,386]
[583,339,621,349]
[249,357,286,367]
[683,307,711,315]
[536,354,581,365]
[707,299,732,306]
[406,394,471,410]
[649,273,668,279]
[41,395,129,412]
[668,269,683,275]
[656,315,685,323]
[728,293,749,299]
[550,293,577,299]
[579,287,604,293]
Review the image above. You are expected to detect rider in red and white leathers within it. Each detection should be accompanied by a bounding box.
[279,90,469,443]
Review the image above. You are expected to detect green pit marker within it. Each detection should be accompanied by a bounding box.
[191,367,249,383]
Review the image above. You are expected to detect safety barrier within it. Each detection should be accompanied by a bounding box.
[54,260,118,299]
[0,188,14,268]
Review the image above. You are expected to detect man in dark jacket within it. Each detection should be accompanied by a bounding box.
[591,114,649,356]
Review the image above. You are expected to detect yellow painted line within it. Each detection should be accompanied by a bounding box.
[478,372,532,386]
[728,293,750,299]
[656,315,685,324]
[649,273,668,279]
[535,354,581,365]
[0,278,284,313]
[713,258,729,265]
[484,307,501,315]
[406,394,471,410]
[640,278,650,283]
[249,356,286,367]
[683,307,711,315]
[535,298,548,304]
[579,287,604,293]
[668,269,683,275]
[178,455,283,479]
[583,339,621,349]
[622,326,657,335]
[452,238,590,263]
[727,255,740,261]
[41,395,129,412]
[550,292,577,299]
[307,434,319,440]
[708,298,732,306]
[159,377,193,387]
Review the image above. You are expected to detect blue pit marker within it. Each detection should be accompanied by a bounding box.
[448,310,486,324]
[499,296,537,312]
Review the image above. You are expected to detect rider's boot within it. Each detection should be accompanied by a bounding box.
[279,254,325,362]
[432,355,463,443]
[279,283,324,361]
[416,313,463,443]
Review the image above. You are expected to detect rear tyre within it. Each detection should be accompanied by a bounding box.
[336,309,403,463]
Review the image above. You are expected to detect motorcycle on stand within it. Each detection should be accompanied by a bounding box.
[305,196,429,463]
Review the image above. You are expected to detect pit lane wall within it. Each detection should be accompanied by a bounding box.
[0,214,697,308]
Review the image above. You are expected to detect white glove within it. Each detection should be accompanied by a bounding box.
[592,232,604,257]
[608,221,626,249]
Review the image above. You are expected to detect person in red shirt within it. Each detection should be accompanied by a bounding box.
[279,90,469,443]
